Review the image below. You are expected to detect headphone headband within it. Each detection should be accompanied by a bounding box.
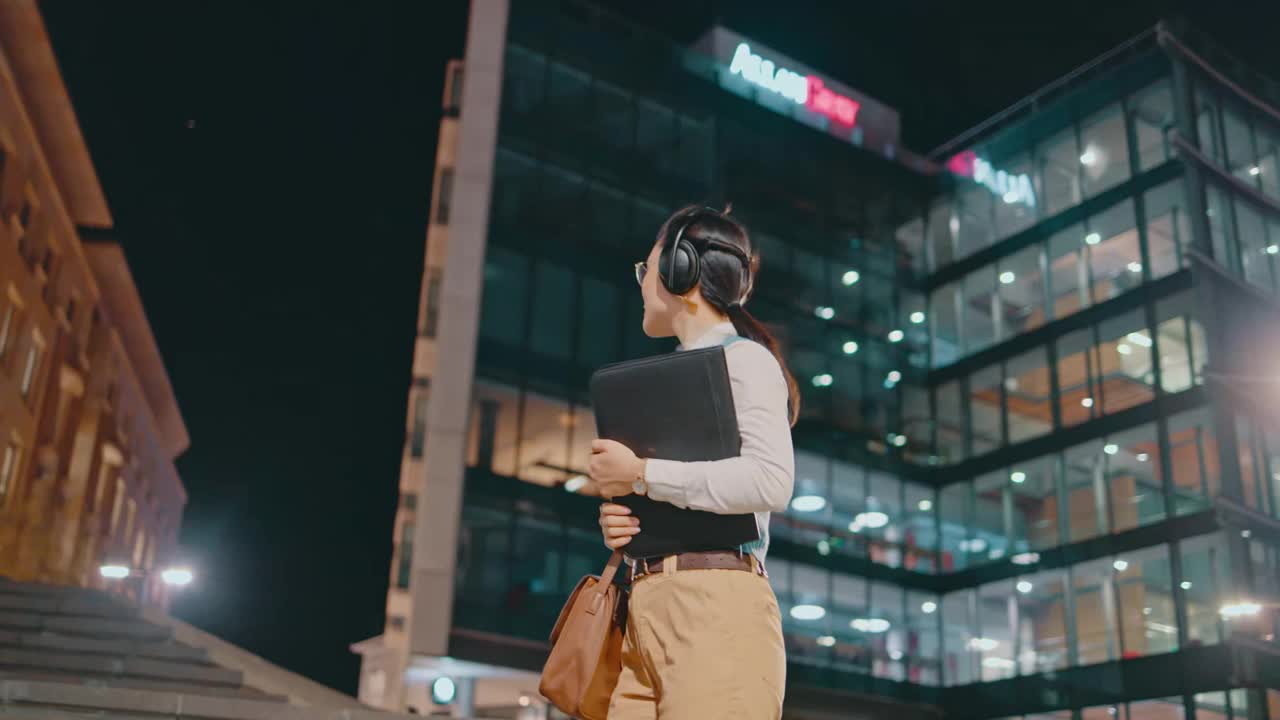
[659,206,752,298]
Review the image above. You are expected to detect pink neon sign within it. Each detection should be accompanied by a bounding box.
[729,42,860,127]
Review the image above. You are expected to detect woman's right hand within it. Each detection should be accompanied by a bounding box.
[599,503,640,550]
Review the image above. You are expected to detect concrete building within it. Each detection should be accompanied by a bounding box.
[0,0,188,609]
[355,2,1280,719]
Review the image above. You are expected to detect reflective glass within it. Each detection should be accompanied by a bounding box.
[1116,544,1177,657]
[1047,223,1089,322]
[1080,104,1132,196]
[1009,455,1060,551]
[1040,127,1082,216]
[970,365,1003,456]
[1017,568,1070,673]
[1144,179,1192,279]
[1131,80,1176,172]
[999,243,1047,336]
[1096,309,1156,415]
[1167,407,1220,515]
[1006,347,1053,444]
[1106,423,1166,534]
[1087,199,1141,304]
[1071,556,1119,664]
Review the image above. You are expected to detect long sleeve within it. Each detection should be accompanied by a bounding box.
[642,340,795,515]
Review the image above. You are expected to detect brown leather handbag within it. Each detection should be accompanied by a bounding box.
[539,550,626,719]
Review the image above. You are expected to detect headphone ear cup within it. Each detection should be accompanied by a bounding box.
[662,238,700,295]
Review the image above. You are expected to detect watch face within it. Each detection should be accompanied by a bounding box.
[632,480,646,495]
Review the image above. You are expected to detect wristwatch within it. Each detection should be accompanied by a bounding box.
[632,458,648,496]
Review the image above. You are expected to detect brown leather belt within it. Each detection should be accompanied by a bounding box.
[628,550,767,583]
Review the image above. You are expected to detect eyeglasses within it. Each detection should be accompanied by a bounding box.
[634,261,648,286]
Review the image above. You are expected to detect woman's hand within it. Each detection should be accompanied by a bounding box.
[599,503,640,550]
[589,439,645,499]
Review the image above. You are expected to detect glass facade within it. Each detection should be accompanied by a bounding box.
[395,6,1280,719]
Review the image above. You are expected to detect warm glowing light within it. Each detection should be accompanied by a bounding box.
[790,604,827,621]
[518,696,532,708]
[851,617,890,633]
[1081,397,1094,408]
[968,637,998,651]
[161,568,194,587]
[99,565,130,579]
[1220,602,1262,618]
[791,495,827,512]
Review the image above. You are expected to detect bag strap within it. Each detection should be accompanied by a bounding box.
[586,550,624,616]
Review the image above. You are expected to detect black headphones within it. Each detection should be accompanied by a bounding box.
[658,207,752,296]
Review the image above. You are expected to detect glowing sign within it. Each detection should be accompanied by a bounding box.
[728,42,860,127]
[947,150,1036,208]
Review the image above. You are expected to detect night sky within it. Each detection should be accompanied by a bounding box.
[39,0,1280,696]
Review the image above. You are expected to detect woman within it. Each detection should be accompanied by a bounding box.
[588,205,801,719]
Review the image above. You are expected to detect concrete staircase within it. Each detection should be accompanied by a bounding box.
[0,577,408,719]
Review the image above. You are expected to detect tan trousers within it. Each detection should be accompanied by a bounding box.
[607,558,786,719]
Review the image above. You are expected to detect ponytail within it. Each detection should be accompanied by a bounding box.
[726,302,801,427]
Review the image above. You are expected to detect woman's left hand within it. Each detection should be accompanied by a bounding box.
[590,439,645,499]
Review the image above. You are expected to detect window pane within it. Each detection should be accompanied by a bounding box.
[479,248,529,345]
[1117,544,1177,658]
[940,482,972,572]
[999,244,1047,336]
[1145,179,1191,279]
[897,215,927,276]
[1221,105,1256,180]
[931,282,962,367]
[1097,309,1156,415]
[1064,439,1108,542]
[1018,568,1070,673]
[928,199,956,272]
[1072,556,1119,665]
[1131,80,1175,172]
[936,382,965,464]
[1040,128,1082,216]
[1048,223,1089,322]
[963,266,998,354]
[976,579,1016,680]
[906,590,942,684]
[1167,407,1220,514]
[993,153,1037,239]
[1087,199,1141,304]
[1106,423,1166,534]
[1057,328,1099,427]
[529,261,574,359]
[577,277,619,368]
[1206,184,1232,269]
[1155,292,1206,393]
[1080,105,1131,197]
[1006,347,1053,444]
[942,590,977,685]
[1180,534,1230,647]
[970,366,1003,456]
[1234,197,1274,291]
[1009,455,1060,551]
[956,183,995,260]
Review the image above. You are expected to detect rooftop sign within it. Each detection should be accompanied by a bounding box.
[692,27,900,157]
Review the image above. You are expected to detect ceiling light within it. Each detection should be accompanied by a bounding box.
[1080,149,1098,165]
[999,271,1016,284]
[856,511,890,528]
[1081,397,1094,408]
[1181,581,1192,590]
[815,306,835,320]
[918,499,933,512]
[888,329,905,343]
[1011,552,1040,565]
[1128,262,1143,274]
[790,604,827,621]
[1086,232,1101,245]
[1136,453,1149,462]
[910,311,925,324]
[843,340,859,354]
[1250,166,1261,176]
[791,495,827,512]
[1104,443,1118,455]
[851,617,890,633]
[1117,343,1132,355]
[921,601,938,614]
[968,637,998,651]
[1113,559,1129,572]
[887,370,902,383]
[1017,581,1033,594]
[1127,331,1153,347]
[817,635,837,647]
[843,270,861,286]
[1010,471,1026,484]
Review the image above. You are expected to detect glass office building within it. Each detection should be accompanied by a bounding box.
[354,3,1280,718]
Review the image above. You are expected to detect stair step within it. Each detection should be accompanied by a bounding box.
[0,647,241,687]
[0,612,170,643]
[0,628,209,665]
[0,668,284,703]
[0,594,137,622]
[0,677,415,720]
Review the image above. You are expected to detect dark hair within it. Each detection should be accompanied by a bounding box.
[656,204,801,427]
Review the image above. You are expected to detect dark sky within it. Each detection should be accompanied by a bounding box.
[40,0,1280,696]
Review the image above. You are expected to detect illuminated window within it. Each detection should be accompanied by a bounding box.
[19,340,41,400]
[0,442,18,503]
[0,304,14,359]
[1144,180,1191,279]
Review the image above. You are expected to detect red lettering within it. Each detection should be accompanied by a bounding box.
[805,76,860,127]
